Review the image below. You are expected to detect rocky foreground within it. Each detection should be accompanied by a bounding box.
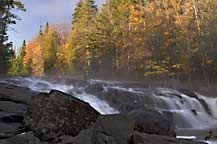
[0,82,206,144]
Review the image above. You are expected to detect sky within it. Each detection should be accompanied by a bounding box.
[8,0,105,51]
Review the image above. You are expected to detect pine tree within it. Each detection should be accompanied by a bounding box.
[0,0,25,75]
[16,0,217,82]
[93,0,145,76]
[69,0,97,76]
[9,40,28,76]
[45,22,49,34]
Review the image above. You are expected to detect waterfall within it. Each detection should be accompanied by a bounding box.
[2,77,217,129]
[1,77,119,115]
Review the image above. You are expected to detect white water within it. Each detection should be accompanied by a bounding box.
[2,77,217,143]
[3,77,217,127]
[73,92,119,114]
[100,85,217,128]
[176,136,197,139]
[1,77,119,115]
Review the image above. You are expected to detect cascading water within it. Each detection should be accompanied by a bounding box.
[152,88,217,129]
[1,77,217,143]
[0,77,119,115]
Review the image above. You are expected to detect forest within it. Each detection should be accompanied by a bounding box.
[1,0,217,84]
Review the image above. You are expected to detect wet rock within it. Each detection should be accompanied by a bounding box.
[0,108,25,139]
[0,101,27,115]
[0,82,35,104]
[57,128,93,144]
[198,98,211,115]
[0,122,25,138]
[178,89,198,99]
[0,113,23,123]
[191,109,197,115]
[35,130,62,142]
[178,89,211,115]
[204,131,212,141]
[84,83,105,94]
[0,132,41,144]
[130,132,206,144]
[86,86,155,113]
[24,90,100,136]
[92,114,134,144]
[128,108,176,137]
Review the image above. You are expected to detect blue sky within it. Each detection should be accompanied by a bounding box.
[8,0,105,50]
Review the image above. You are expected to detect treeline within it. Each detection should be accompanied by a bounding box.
[12,0,217,83]
[0,0,25,75]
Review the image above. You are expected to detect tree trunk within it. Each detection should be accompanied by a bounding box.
[193,0,201,36]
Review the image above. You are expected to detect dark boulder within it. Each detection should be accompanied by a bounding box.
[92,114,134,144]
[129,132,206,144]
[56,115,134,144]
[128,108,176,137]
[24,90,100,136]
[56,128,93,144]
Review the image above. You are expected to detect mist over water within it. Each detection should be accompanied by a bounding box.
[2,77,217,143]
[0,77,119,115]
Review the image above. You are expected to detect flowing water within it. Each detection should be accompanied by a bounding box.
[1,77,217,143]
[0,77,119,115]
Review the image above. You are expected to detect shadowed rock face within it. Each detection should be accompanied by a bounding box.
[0,122,25,138]
[0,82,35,139]
[92,114,135,144]
[0,132,41,144]
[0,101,27,115]
[128,108,176,137]
[24,90,100,136]
[56,114,205,144]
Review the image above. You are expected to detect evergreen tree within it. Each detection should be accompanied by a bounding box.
[20,0,217,82]
[69,0,97,76]
[9,40,29,76]
[93,0,145,76]
[45,22,49,34]
[0,0,25,75]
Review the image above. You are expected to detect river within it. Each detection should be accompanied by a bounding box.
[1,77,217,144]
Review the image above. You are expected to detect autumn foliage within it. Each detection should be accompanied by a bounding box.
[12,0,217,83]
